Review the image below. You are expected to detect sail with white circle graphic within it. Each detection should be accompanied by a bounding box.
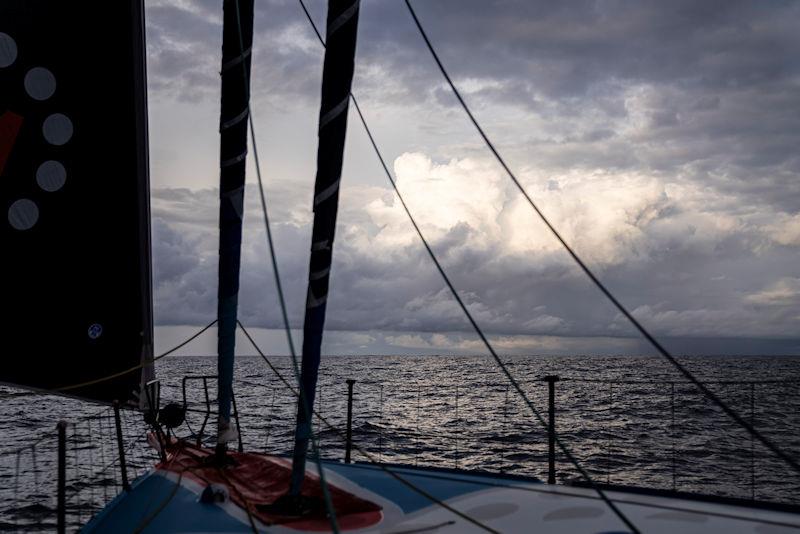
[0,1,153,404]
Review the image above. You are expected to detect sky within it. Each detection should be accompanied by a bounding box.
[145,0,800,357]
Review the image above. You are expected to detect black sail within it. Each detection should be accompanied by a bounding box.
[290,0,361,493]
[0,1,153,404]
[216,0,255,442]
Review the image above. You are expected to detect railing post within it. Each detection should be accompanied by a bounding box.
[750,382,755,501]
[345,379,356,463]
[113,400,130,491]
[671,382,676,492]
[543,375,560,484]
[378,385,384,462]
[57,421,66,534]
[231,391,244,453]
[455,385,459,470]
[606,382,613,484]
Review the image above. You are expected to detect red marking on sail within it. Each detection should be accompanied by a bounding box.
[0,111,24,176]
[158,442,382,531]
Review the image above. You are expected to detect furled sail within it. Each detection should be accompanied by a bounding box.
[290,0,361,494]
[216,0,255,445]
[0,1,153,404]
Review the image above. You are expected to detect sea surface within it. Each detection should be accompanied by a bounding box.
[1,354,799,531]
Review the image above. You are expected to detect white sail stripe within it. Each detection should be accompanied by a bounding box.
[314,179,340,207]
[311,240,330,251]
[327,1,360,37]
[221,151,247,168]
[221,47,251,72]
[220,107,249,131]
[318,97,349,130]
[309,267,330,281]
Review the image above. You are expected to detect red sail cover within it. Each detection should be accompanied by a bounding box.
[0,1,153,403]
[159,443,383,531]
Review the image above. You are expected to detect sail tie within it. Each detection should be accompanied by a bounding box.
[318,96,349,131]
[306,288,327,309]
[313,178,340,207]
[221,150,248,168]
[220,107,250,131]
[327,1,359,37]
[311,239,331,251]
[221,46,252,73]
[309,267,330,281]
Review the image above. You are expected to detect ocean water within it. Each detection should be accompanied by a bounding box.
[1,354,799,531]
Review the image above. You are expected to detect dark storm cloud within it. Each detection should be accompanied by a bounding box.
[145,1,800,107]
[145,3,220,101]
[145,0,326,103]
[381,1,799,98]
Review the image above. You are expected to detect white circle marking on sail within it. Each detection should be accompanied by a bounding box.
[36,160,67,192]
[42,113,73,145]
[8,198,39,230]
[25,67,57,101]
[0,33,17,68]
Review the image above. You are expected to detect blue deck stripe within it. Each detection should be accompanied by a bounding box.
[82,472,250,533]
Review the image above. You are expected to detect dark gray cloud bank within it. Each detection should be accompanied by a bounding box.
[145,1,800,355]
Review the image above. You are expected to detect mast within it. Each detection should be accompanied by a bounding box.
[290,0,361,494]
[216,0,254,446]
[133,0,156,406]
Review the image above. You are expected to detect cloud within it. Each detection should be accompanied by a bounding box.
[144,1,800,354]
[766,214,800,247]
[746,278,800,307]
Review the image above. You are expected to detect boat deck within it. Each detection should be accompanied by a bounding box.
[83,445,800,533]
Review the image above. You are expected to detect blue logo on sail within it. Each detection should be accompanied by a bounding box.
[87,323,103,340]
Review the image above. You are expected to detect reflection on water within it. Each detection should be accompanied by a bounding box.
[1,354,799,530]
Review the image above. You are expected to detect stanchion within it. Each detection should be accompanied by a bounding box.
[57,421,66,534]
[113,401,130,491]
[543,375,560,484]
[345,379,356,463]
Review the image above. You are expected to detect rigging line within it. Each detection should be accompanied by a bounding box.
[402,0,800,477]
[229,1,339,530]
[243,17,297,380]
[237,321,499,533]
[294,3,637,532]
[56,320,218,393]
[298,0,324,44]
[238,321,297,395]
